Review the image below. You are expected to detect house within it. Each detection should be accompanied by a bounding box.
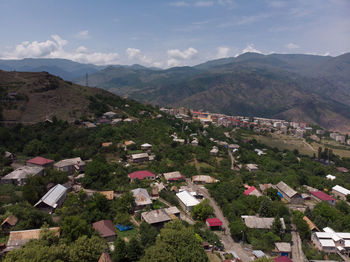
[151,182,165,197]
[252,250,267,259]
[98,252,113,262]
[241,216,286,230]
[111,118,122,125]
[332,185,350,201]
[310,191,336,206]
[34,184,68,213]
[173,138,185,144]
[124,140,135,148]
[93,220,116,242]
[191,139,199,146]
[141,143,152,150]
[259,183,273,192]
[337,167,349,173]
[326,174,336,180]
[192,175,219,184]
[311,227,350,254]
[163,171,185,182]
[130,153,149,163]
[246,164,259,172]
[26,156,54,167]
[83,122,96,128]
[303,216,320,232]
[273,242,291,258]
[4,227,60,252]
[244,186,262,197]
[128,170,155,182]
[164,206,180,218]
[206,218,223,230]
[102,142,113,147]
[176,190,200,211]
[103,111,117,119]
[1,166,44,186]
[141,209,172,228]
[132,188,152,210]
[1,215,18,232]
[53,157,85,174]
[99,191,114,200]
[4,151,15,161]
[210,147,219,156]
[276,181,303,204]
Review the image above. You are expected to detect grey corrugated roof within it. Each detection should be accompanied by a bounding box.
[241,216,286,230]
[277,181,298,198]
[252,250,266,258]
[1,166,43,180]
[141,209,172,224]
[132,188,152,206]
[34,184,67,208]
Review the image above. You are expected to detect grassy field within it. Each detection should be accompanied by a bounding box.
[117,227,139,242]
[249,133,350,158]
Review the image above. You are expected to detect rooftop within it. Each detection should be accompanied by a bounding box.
[132,188,152,206]
[206,218,223,227]
[241,216,286,230]
[34,184,68,209]
[276,181,298,198]
[1,166,44,180]
[141,209,172,224]
[332,185,350,195]
[176,190,200,207]
[128,170,155,180]
[26,156,54,166]
[93,220,116,238]
[275,242,291,252]
[164,171,185,181]
[310,191,335,201]
[1,215,18,227]
[54,157,85,168]
[192,175,219,184]
[131,153,149,159]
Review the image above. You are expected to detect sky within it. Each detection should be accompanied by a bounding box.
[0,0,349,67]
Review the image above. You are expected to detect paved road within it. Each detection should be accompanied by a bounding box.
[291,227,307,262]
[188,180,253,261]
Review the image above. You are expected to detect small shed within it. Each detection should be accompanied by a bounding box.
[93,220,116,242]
[206,218,223,230]
[1,215,18,232]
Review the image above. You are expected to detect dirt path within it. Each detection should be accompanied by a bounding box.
[188,180,253,261]
[291,226,307,262]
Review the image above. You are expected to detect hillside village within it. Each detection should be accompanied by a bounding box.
[0,92,350,262]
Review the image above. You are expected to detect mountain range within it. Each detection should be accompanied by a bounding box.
[0,53,349,132]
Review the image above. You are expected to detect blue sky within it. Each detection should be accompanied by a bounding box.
[0,0,349,67]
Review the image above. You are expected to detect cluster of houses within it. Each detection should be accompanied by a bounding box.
[122,141,156,164]
[82,111,139,128]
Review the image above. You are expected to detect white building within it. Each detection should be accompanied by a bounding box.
[176,190,200,211]
[312,227,350,254]
[332,185,350,201]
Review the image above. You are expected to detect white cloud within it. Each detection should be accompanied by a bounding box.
[235,44,262,57]
[194,1,214,7]
[125,48,159,66]
[1,35,119,65]
[216,47,230,58]
[76,30,90,39]
[217,0,236,8]
[286,43,299,49]
[167,47,198,67]
[126,48,141,59]
[169,1,189,7]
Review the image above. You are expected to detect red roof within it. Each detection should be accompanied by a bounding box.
[244,186,257,196]
[337,167,349,173]
[206,218,223,227]
[128,170,155,180]
[310,191,335,201]
[27,156,54,166]
[93,220,116,238]
[274,256,293,262]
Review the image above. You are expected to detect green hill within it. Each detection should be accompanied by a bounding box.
[76,52,350,133]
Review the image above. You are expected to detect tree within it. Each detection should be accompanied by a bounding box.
[229,219,246,241]
[259,198,274,217]
[127,237,143,261]
[69,235,108,262]
[266,188,279,201]
[113,237,128,262]
[61,215,92,243]
[140,221,158,248]
[192,199,214,221]
[272,217,283,237]
[141,221,208,262]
